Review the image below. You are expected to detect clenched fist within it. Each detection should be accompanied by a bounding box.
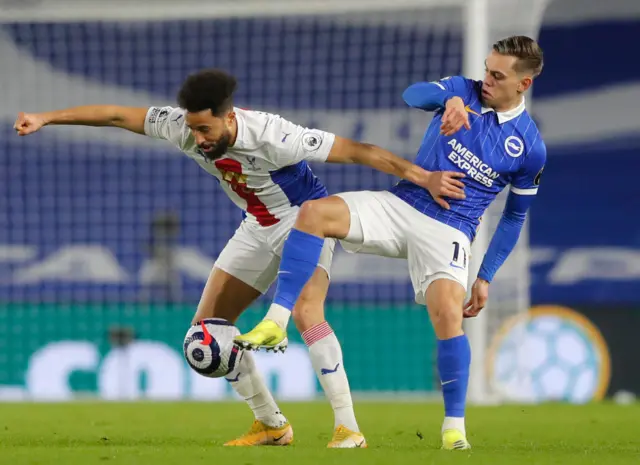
[13,112,47,136]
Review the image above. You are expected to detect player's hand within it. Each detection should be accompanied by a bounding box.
[423,171,466,210]
[463,278,489,318]
[440,96,470,136]
[13,112,47,136]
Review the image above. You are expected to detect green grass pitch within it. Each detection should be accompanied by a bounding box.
[0,401,638,464]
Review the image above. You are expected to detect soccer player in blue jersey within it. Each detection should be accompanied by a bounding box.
[235,35,546,449]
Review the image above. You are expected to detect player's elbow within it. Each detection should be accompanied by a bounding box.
[502,209,526,228]
[402,84,424,108]
[402,82,443,109]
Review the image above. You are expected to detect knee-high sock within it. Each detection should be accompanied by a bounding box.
[266,229,325,328]
[303,321,359,431]
[437,334,471,434]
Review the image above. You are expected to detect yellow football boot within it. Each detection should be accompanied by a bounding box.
[441,429,471,450]
[224,420,293,446]
[327,425,367,449]
[234,320,288,352]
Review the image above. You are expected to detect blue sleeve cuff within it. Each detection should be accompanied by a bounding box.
[478,193,533,283]
[402,82,455,111]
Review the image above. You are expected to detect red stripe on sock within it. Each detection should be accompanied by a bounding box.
[302,321,333,346]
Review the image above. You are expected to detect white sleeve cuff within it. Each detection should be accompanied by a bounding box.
[510,186,538,195]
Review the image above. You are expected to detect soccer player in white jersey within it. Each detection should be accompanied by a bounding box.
[236,36,547,450]
[14,69,466,448]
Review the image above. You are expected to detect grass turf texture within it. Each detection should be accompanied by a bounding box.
[0,402,638,464]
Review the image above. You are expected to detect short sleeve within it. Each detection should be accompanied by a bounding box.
[144,106,190,150]
[265,115,336,166]
[510,139,547,195]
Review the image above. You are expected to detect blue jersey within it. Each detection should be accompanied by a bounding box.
[390,76,546,242]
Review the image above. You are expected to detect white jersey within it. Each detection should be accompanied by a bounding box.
[144,106,335,226]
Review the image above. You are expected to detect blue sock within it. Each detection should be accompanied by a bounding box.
[273,229,325,311]
[437,334,471,418]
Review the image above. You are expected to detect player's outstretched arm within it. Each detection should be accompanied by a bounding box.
[14,106,149,136]
[326,136,465,209]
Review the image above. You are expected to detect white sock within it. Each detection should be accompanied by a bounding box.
[442,416,466,436]
[303,321,359,432]
[225,350,287,428]
[265,303,291,330]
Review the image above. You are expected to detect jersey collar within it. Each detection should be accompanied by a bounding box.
[232,107,246,149]
[481,97,526,124]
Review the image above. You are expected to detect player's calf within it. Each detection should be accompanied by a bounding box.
[425,278,471,445]
[291,267,330,333]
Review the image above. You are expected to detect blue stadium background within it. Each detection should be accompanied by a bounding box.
[0,9,637,307]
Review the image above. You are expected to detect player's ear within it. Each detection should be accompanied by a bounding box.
[517,76,533,94]
[226,110,236,126]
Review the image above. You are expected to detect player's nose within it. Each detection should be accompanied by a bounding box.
[194,133,206,146]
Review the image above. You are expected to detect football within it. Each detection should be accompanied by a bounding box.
[183,318,243,378]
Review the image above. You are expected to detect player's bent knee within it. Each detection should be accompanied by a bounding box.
[296,200,327,229]
[295,197,351,239]
[429,305,464,340]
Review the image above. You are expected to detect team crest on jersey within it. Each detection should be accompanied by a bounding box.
[302,132,323,152]
[246,156,259,171]
[504,136,524,158]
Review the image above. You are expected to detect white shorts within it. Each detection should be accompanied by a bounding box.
[336,191,471,304]
[214,213,335,294]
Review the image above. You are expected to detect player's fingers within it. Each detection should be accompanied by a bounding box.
[435,197,450,210]
[463,116,471,130]
[472,290,480,312]
[449,119,464,135]
[443,123,458,136]
[443,182,465,194]
[442,185,465,198]
[447,172,466,179]
[463,307,478,318]
[440,120,453,133]
[444,190,465,200]
[448,178,466,189]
